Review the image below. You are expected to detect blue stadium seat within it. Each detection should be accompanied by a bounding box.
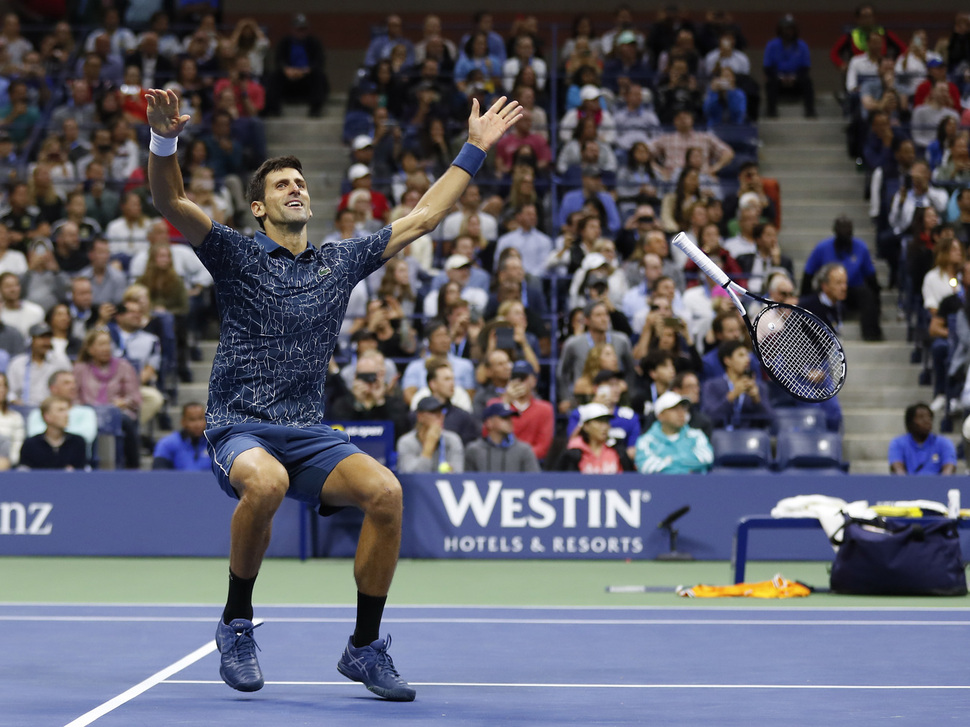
[775,431,844,470]
[710,428,772,469]
[773,406,827,434]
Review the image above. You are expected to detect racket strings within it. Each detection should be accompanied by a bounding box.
[754,305,846,401]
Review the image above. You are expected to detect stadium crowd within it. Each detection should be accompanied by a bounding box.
[0,4,967,476]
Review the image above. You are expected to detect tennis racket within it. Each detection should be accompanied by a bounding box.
[672,232,846,403]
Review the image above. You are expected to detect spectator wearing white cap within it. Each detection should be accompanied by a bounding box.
[913,53,961,109]
[634,390,713,474]
[554,402,635,473]
[349,134,375,170]
[465,402,540,472]
[558,85,617,146]
[337,163,391,225]
[422,254,488,318]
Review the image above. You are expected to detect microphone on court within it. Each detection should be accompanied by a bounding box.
[657,505,690,530]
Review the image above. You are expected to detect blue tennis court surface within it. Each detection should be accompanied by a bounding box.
[4,603,970,726]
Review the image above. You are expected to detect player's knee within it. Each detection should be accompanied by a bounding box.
[364,471,403,523]
[234,456,289,507]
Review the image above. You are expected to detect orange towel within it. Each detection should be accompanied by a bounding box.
[676,574,812,598]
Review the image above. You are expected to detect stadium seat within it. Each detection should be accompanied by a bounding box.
[773,406,827,434]
[775,431,844,470]
[710,428,772,469]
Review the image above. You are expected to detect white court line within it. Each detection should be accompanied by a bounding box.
[162,679,970,690]
[63,641,217,727]
[4,615,969,626]
[4,601,970,612]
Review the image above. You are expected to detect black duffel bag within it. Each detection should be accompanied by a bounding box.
[830,517,968,596]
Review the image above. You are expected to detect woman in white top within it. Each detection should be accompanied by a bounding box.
[104,191,152,263]
[922,236,964,314]
[0,372,25,465]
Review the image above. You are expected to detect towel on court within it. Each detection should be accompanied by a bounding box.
[676,574,811,599]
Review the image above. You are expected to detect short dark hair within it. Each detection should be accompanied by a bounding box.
[642,349,674,375]
[426,356,452,384]
[718,339,747,366]
[247,155,304,230]
[904,402,932,430]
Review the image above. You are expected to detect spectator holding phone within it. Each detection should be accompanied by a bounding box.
[701,340,775,431]
[327,350,410,442]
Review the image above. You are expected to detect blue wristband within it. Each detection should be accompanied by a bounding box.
[452,143,487,176]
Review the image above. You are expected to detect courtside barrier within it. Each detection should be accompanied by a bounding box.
[1,472,966,560]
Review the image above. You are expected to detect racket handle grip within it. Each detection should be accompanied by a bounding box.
[672,232,731,288]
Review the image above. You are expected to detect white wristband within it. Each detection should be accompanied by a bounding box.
[149,130,178,157]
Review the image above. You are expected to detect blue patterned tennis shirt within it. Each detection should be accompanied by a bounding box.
[195,222,390,427]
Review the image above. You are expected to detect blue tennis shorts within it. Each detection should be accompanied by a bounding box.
[204,422,365,514]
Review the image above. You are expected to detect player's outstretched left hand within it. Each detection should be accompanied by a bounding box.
[466,96,522,153]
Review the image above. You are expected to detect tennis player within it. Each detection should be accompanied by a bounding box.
[146,88,521,701]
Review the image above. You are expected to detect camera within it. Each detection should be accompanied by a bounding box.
[356,371,378,383]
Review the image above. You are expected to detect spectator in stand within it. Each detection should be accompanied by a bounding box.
[494,109,551,179]
[78,237,127,309]
[557,130,619,179]
[0,80,41,149]
[600,4,647,58]
[558,300,637,411]
[830,4,906,75]
[736,222,795,295]
[25,369,97,461]
[73,329,141,469]
[558,85,617,147]
[328,350,410,442]
[494,203,555,273]
[46,303,81,362]
[933,133,970,184]
[51,222,88,275]
[364,14,415,70]
[844,31,887,95]
[502,35,546,95]
[888,160,948,238]
[83,162,120,231]
[414,14,457,69]
[566,368,640,459]
[3,180,42,251]
[701,340,775,431]
[921,235,964,414]
[601,30,654,95]
[104,192,152,269]
[948,13,970,73]
[465,402,540,472]
[0,271,44,339]
[613,86,662,154]
[473,348,512,419]
[21,239,69,313]
[7,322,71,407]
[152,402,210,471]
[401,320,476,407]
[396,396,464,474]
[454,30,504,96]
[721,161,777,230]
[459,12,507,65]
[18,395,87,471]
[704,29,759,119]
[0,225,26,276]
[0,372,23,463]
[108,299,165,438]
[557,167,622,237]
[264,14,328,118]
[655,58,703,124]
[894,29,930,98]
[484,359,554,463]
[649,108,735,179]
[888,402,956,474]
[699,310,759,382]
[913,55,960,110]
[703,66,747,125]
[635,390,713,474]
[135,241,193,382]
[799,261,849,335]
[555,402,635,473]
[911,82,959,151]
[338,165,391,227]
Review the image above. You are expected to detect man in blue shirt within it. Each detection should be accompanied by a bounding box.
[763,15,815,118]
[152,402,210,470]
[801,215,883,341]
[147,86,521,700]
[888,402,957,475]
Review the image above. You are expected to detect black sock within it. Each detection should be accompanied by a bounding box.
[352,592,387,647]
[222,570,257,625]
